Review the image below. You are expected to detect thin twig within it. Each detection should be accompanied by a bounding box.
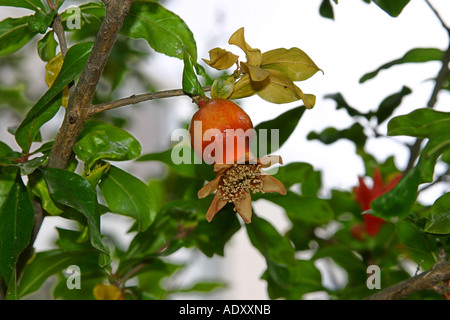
[424,0,450,35]
[47,0,68,57]
[89,87,212,116]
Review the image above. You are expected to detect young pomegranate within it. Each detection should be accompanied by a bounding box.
[189,98,254,165]
[189,98,286,223]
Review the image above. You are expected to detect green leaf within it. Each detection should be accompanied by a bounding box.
[263,259,322,299]
[74,120,142,174]
[388,108,450,182]
[272,162,321,196]
[313,246,367,282]
[28,170,63,216]
[15,96,62,154]
[0,16,38,56]
[15,42,94,152]
[388,108,450,138]
[0,0,45,11]
[373,0,410,17]
[418,137,450,183]
[42,167,110,264]
[376,86,412,125]
[371,165,420,219]
[121,1,197,60]
[182,50,204,96]
[325,92,371,119]
[253,106,305,157]
[246,216,296,286]
[425,192,450,234]
[137,259,183,299]
[16,155,47,175]
[28,9,56,34]
[0,172,34,285]
[319,0,334,20]
[37,30,58,62]
[193,205,241,257]
[271,162,314,190]
[60,2,105,30]
[176,282,225,294]
[370,110,450,221]
[395,219,437,267]
[0,167,16,208]
[307,122,367,147]
[247,216,322,298]
[359,48,443,83]
[18,249,97,298]
[98,165,156,231]
[266,192,333,224]
[6,268,17,300]
[0,83,31,113]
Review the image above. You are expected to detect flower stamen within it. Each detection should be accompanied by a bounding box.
[218,164,263,208]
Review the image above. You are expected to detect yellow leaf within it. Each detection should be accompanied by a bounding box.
[45,52,69,108]
[202,47,239,70]
[45,53,63,87]
[241,62,270,82]
[256,69,301,104]
[93,283,123,300]
[295,88,316,109]
[229,74,259,100]
[228,27,262,67]
[261,47,322,81]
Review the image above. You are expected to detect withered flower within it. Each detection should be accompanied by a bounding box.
[198,155,286,223]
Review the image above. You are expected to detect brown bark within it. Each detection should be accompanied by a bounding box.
[48,0,134,169]
[365,261,450,300]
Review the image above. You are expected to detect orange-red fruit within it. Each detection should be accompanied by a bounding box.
[189,99,254,164]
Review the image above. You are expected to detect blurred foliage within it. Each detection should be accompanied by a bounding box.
[0,0,448,301]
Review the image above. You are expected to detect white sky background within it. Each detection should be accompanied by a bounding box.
[1,0,450,299]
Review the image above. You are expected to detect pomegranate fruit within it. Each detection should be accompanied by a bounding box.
[189,99,254,164]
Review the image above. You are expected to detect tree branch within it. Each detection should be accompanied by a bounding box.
[89,87,211,116]
[365,261,450,300]
[48,0,134,169]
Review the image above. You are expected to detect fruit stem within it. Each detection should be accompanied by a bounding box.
[192,95,211,108]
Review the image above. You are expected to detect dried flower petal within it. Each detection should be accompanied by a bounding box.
[200,155,287,223]
[198,176,221,199]
[206,191,228,222]
[234,191,253,223]
[203,47,239,70]
[261,175,287,195]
